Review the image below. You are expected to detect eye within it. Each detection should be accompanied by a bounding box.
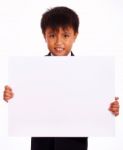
[49,33,55,38]
[64,34,70,38]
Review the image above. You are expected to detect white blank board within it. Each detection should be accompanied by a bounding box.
[8,56,115,137]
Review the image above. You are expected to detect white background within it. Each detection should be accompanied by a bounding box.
[0,0,123,149]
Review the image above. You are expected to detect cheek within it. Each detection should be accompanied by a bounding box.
[47,42,54,50]
[66,40,74,47]
[48,41,54,46]
[46,39,52,46]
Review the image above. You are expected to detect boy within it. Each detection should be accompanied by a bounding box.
[3,6,119,150]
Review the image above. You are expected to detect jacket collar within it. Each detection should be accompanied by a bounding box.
[46,51,74,56]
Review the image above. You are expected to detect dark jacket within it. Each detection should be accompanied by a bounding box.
[45,51,74,56]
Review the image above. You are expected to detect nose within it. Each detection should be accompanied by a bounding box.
[55,35,63,45]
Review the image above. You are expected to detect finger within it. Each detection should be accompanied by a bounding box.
[4,93,13,99]
[4,85,12,91]
[109,105,119,112]
[3,96,10,101]
[112,104,119,108]
[110,107,119,112]
[113,111,119,116]
[115,97,119,101]
[110,101,119,106]
[110,103,120,108]
[4,92,13,97]
[3,93,14,101]
[110,102,119,107]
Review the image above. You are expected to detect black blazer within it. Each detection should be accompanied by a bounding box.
[45,51,74,56]
[31,52,88,150]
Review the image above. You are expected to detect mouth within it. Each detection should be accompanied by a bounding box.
[54,47,64,52]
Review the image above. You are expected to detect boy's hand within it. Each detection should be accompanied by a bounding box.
[3,85,14,102]
[109,97,119,116]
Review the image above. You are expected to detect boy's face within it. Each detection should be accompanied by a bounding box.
[44,27,78,56]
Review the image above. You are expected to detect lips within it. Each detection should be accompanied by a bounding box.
[55,47,64,51]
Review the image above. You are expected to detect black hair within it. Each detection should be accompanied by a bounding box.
[41,6,79,35]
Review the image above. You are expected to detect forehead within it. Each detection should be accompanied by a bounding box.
[45,26,75,33]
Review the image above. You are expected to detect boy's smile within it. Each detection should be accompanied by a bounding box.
[44,27,78,56]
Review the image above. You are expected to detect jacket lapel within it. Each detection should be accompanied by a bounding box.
[46,52,74,56]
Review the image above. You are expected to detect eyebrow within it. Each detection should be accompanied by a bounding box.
[47,30,72,34]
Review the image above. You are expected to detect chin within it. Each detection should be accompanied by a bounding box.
[53,51,67,56]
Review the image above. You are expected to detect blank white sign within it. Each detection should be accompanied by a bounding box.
[8,56,115,137]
